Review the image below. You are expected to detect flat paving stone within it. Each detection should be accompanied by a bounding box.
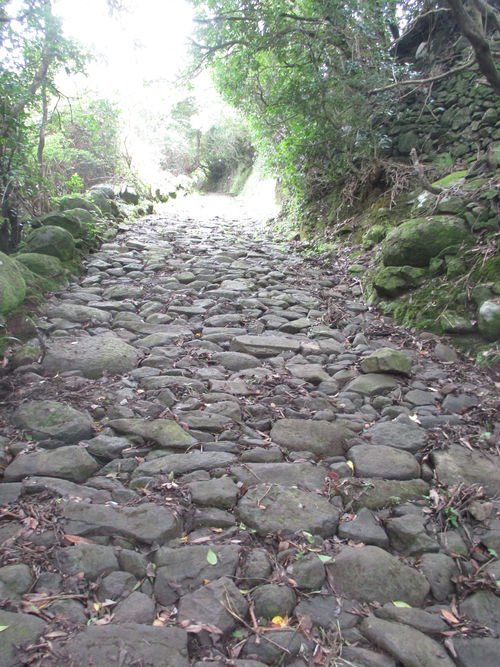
[236,483,340,537]
[327,546,430,605]
[12,400,93,444]
[270,419,352,457]
[3,445,99,482]
[42,334,139,378]
[360,617,454,667]
[230,334,300,357]
[362,420,427,452]
[348,444,421,480]
[62,500,182,544]
[56,624,189,666]
[231,462,326,491]
[431,445,500,497]
[0,610,46,667]
[133,451,237,476]
[108,418,197,448]
[345,373,399,396]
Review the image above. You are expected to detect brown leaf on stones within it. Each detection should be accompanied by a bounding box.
[63,534,95,545]
[440,609,460,624]
[178,619,223,634]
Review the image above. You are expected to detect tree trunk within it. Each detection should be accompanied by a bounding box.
[445,0,500,94]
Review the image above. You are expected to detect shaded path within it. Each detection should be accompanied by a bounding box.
[0,195,498,666]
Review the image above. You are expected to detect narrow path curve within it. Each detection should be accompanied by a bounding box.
[0,195,498,666]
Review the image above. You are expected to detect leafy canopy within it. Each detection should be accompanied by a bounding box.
[188,0,405,207]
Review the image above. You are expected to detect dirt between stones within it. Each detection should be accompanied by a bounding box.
[0,195,498,667]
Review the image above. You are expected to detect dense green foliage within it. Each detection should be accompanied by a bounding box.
[0,0,88,251]
[41,96,122,198]
[0,0,128,253]
[188,0,500,218]
[160,96,254,191]
[188,0,408,212]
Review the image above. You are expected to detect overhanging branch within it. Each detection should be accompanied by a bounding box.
[368,57,475,94]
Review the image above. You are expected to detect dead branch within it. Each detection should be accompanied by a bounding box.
[369,58,475,94]
[410,148,443,195]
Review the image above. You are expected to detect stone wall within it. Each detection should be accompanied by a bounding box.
[384,69,498,162]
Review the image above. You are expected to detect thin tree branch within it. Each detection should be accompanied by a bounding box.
[410,148,443,194]
[471,0,500,32]
[368,57,475,94]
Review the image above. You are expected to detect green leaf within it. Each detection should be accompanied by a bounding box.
[392,601,411,608]
[317,554,333,563]
[206,548,218,565]
[0,625,9,631]
[302,531,314,544]
[232,629,244,638]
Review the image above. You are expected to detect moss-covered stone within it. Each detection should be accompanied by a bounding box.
[431,170,468,188]
[0,252,26,315]
[63,207,96,225]
[88,189,115,216]
[37,212,82,237]
[382,216,472,268]
[474,256,500,282]
[478,299,500,341]
[15,253,65,278]
[439,311,476,334]
[24,225,75,262]
[14,262,62,297]
[362,224,388,249]
[56,194,100,215]
[373,265,427,298]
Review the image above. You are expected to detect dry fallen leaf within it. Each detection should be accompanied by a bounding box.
[64,535,95,545]
[179,620,223,634]
[440,609,460,624]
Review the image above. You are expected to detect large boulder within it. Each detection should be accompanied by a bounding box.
[15,253,65,279]
[382,216,472,267]
[88,189,116,216]
[90,184,115,199]
[66,207,97,225]
[0,252,26,314]
[24,225,75,262]
[37,212,82,237]
[56,194,100,215]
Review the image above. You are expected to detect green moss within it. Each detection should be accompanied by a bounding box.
[15,262,64,298]
[474,256,500,282]
[373,265,428,298]
[15,253,65,279]
[362,224,388,249]
[0,252,26,315]
[431,170,468,188]
[55,194,100,215]
[377,279,472,334]
[382,216,473,267]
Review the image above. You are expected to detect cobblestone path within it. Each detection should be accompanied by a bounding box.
[0,195,498,666]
